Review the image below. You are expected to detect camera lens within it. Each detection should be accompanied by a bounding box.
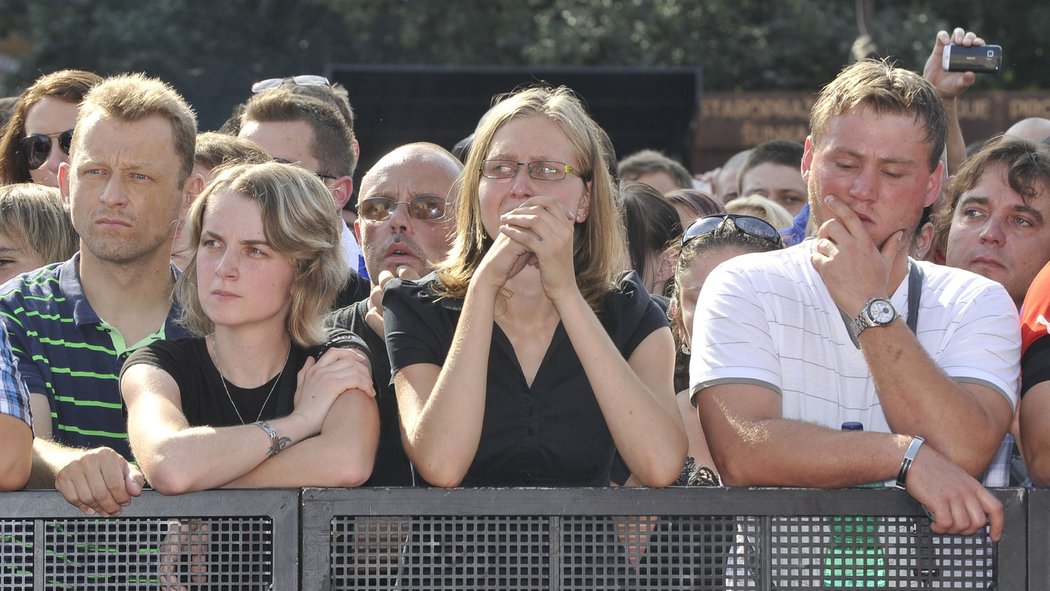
[986,49,995,58]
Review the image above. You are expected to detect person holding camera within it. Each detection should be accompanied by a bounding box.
[121,162,379,493]
[923,27,993,175]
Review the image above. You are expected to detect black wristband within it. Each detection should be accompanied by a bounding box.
[894,436,925,490]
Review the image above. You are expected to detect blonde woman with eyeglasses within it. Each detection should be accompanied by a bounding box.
[383,86,686,488]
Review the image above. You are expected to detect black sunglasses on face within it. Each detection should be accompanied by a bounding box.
[19,130,73,170]
[358,195,448,222]
[683,214,784,247]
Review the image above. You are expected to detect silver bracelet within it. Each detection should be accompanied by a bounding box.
[254,420,291,457]
[894,435,925,490]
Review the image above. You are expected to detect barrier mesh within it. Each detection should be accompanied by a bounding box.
[326,513,995,590]
[1,516,276,590]
[0,519,33,590]
[331,515,551,590]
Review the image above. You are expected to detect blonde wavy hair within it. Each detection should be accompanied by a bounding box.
[434,85,624,312]
[175,162,348,347]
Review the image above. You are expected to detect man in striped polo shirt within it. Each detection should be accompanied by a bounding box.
[0,73,202,516]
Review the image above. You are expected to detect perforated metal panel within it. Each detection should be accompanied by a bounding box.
[0,489,299,591]
[756,515,994,589]
[330,515,551,590]
[0,519,33,590]
[561,514,736,590]
[303,488,1023,591]
[39,517,274,589]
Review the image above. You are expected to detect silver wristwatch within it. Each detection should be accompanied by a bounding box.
[849,297,897,340]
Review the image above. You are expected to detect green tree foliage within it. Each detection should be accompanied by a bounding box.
[2,0,1045,128]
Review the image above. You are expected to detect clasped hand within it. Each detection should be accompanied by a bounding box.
[477,195,579,299]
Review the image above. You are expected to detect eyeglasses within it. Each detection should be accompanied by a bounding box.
[358,195,448,222]
[480,160,586,182]
[683,214,784,247]
[19,130,73,170]
[272,157,337,182]
[251,75,330,94]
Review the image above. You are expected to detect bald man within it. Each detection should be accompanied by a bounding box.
[1005,117,1050,143]
[330,142,462,486]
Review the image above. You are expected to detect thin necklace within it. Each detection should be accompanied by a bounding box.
[210,335,289,425]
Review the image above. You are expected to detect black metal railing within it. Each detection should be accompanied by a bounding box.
[0,487,1035,590]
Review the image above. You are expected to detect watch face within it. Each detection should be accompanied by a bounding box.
[869,299,896,324]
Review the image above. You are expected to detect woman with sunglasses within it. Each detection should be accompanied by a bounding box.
[0,70,101,187]
[120,162,378,494]
[383,86,686,488]
[669,214,784,484]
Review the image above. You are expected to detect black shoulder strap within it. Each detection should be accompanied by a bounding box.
[839,259,924,348]
[906,259,924,334]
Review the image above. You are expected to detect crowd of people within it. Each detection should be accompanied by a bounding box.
[0,28,1048,559]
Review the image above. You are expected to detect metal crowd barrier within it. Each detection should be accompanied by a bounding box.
[0,487,1033,590]
[0,489,299,590]
[302,487,1027,590]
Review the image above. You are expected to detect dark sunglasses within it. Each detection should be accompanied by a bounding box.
[359,195,448,222]
[683,214,784,247]
[251,75,330,94]
[19,130,73,170]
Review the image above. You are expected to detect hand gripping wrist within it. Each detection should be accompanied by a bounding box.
[895,436,925,490]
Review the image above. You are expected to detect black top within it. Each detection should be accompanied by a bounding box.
[333,270,372,311]
[122,329,371,428]
[1023,336,1050,397]
[329,299,416,486]
[122,337,306,427]
[382,271,668,487]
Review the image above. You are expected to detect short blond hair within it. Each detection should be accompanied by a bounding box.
[726,195,794,230]
[76,73,197,184]
[0,183,78,264]
[175,162,348,347]
[810,59,946,171]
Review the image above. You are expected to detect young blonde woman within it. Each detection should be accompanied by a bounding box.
[384,86,686,488]
[121,162,378,494]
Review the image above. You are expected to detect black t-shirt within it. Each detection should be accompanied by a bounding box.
[122,337,307,427]
[329,299,416,486]
[382,271,668,487]
[333,270,372,310]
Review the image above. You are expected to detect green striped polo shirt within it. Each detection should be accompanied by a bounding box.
[0,254,186,460]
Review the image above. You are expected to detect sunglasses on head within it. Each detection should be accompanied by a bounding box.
[683,214,784,247]
[19,130,73,170]
[270,157,337,182]
[358,195,448,222]
[251,75,330,94]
